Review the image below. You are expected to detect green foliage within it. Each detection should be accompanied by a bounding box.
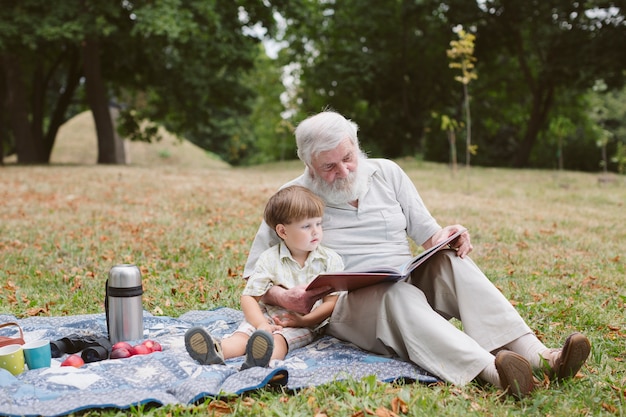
[130,0,197,41]
[235,45,294,165]
[449,0,626,168]
[116,109,162,144]
[614,142,626,174]
[587,81,626,173]
[432,112,462,173]
[278,0,626,171]
[0,0,280,165]
[3,0,626,171]
[548,116,576,171]
[105,0,279,165]
[447,29,477,87]
[280,0,456,158]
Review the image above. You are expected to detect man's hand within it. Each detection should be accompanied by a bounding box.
[427,224,473,258]
[262,284,332,315]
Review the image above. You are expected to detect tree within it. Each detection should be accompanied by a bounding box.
[83,36,126,164]
[1,0,282,165]
[279,0,456,157]
[548,116,575,171]
[588,80,626,173]
[278,0,626,169]
[117,0,282,164]
[434,113,462,175]
[451,0,626,167]
[242,46,294,165]
[447,27,477,173]
[0,2,85,163]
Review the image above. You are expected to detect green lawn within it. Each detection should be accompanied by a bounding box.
[1,161,624,416]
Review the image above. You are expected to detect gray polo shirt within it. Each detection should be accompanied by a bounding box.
[244,158,441,275]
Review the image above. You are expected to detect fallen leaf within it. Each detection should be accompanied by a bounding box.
[27,306,49,316]
[375,406,399,417]
[391,397,407,414]
[207,399,232,415]
[601,402,617,413]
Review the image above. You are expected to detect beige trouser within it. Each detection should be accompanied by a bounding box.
[326,250,532,385]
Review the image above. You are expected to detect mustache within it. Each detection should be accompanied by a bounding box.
[307,167,366,205]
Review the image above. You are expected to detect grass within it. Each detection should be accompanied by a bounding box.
[1,158,625,416]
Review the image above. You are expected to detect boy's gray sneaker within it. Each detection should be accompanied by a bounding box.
[240,330,274,370]
[184,326,225,365]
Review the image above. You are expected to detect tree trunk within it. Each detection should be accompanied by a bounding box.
[0,58,7,164]
[2,53,46,164]
[513,83,554,168]
[82,38,126,164]
[43,46,83,160]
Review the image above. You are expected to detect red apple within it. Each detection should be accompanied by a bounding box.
[61,354,85,368]
[112,341,133,351]
[130,344,151,355]
[142,339,162,352]
[110,347,132,359]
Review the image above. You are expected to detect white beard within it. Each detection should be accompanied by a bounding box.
[306,159,369,206]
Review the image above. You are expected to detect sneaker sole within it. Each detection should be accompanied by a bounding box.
[184,327,224,365]
[241,330,274,370]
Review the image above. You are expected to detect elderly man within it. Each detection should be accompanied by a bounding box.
[243,110,590,398]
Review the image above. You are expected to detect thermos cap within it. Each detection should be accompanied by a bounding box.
[108,264,142,288]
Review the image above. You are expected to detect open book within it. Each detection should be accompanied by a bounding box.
[306,228,467,292]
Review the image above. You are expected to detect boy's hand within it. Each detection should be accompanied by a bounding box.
[273,312,306,328]
[257,321,282,334]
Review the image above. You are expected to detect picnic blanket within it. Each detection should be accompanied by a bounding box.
[0,308,439,417]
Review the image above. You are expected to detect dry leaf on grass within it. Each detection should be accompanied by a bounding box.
[207,399,232,415]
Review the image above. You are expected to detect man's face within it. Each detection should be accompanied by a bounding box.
[310,138,359,186]
[307,138,367,205]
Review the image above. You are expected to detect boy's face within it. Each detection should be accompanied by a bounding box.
[276,216,323,257]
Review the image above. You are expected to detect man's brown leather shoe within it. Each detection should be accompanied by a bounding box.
[548,332,591,381]
[495,350,534,399]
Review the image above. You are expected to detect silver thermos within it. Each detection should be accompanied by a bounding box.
[105,264,144,344]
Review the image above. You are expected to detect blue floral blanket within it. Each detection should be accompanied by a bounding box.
[0,308,438,417]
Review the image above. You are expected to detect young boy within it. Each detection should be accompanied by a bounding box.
[185,185,344,369]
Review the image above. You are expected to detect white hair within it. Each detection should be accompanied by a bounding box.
[295,110,360,166]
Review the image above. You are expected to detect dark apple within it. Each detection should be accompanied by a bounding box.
[110,347,132,359]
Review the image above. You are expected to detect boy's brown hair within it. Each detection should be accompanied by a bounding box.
[264,185,325,230]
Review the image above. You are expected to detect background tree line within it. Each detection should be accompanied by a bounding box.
[2,0,625,172]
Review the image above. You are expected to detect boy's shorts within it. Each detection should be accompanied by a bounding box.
[231,312,317,351]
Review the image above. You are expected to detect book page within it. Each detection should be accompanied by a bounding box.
[401,228,466,275]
